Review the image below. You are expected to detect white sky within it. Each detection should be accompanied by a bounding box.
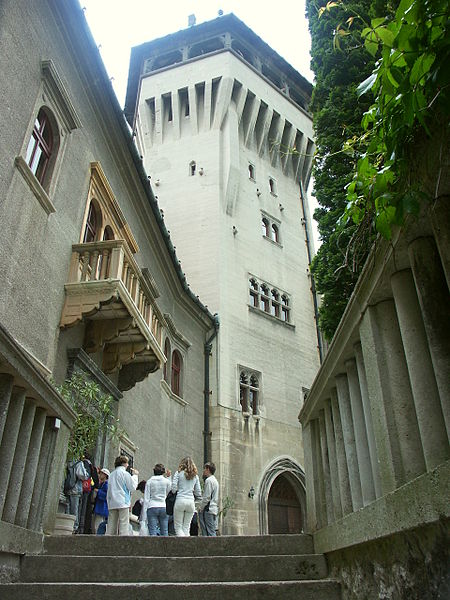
[82,0,320,249]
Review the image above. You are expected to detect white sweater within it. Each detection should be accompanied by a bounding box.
[143,475,171,510]
[106,466,138,510]
[171,470,202,502]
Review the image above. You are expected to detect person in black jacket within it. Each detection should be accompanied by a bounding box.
[78,451,99,534]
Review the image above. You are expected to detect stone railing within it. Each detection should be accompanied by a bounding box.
[0,323,76,558]
[299,199,449,552]
[60,240,166,389]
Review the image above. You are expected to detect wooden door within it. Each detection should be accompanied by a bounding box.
[268,474,302,534]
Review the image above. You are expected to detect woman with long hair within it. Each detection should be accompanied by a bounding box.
[171,456,202,536]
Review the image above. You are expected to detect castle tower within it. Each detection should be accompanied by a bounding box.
[125,14,320,534]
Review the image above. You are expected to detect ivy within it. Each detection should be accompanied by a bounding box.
[328,0,450,238]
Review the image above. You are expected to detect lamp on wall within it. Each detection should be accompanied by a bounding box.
[248,486,255,499]
[198,167,204,175]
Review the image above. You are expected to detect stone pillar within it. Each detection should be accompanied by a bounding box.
[15,407,47,528]
[354,343,381,498]
[0,373,14,441]
[27,417,57,531]
[0,387,26,515]
[391,269,449,468]
[335,374,363,511]
[2,400,36,523]
[319,410,333,525]
[302,421,318,532]
[324,399,343,520]
[312,419,327,529]
[360,301,426,495]
[345,358,376,505]
[330,388,352,515]
[408,236,450,436]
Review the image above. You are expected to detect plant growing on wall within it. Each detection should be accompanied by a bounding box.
[57,371,124,461]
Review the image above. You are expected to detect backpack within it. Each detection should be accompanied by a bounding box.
[63,462,78,495]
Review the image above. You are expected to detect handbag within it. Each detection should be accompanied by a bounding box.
[82,478,92,493]
[165,491,177,515]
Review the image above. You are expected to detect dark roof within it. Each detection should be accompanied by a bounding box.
[125,13,313,126]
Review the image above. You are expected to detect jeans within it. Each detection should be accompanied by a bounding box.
[147,506,169,536]
[173,497,195,536]
[67,494,81,531]
[199,510,217,536]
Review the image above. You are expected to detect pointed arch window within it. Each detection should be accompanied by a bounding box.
[262,217,270,237]
[171,349,182,396]
[248,276,291,325]
[239,369,260,416]
[271,224,279,243]
[260,284,270,312]
[248,163,255,180]
[240,372,249,413]
[249,278,259,307]
[281,295,290,322]
[189,161,196,176]
[271,290,280,317]
[163,338,171,382]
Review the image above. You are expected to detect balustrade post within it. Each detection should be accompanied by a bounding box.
[359,301,426,495]
[68,250,81,282]
[133,279,140,305]
[80,251,90,281]
[0,387,26,515]
[354,343,381,498]
[2,399,36,523]
[324,399,343,520]
[91,250,100,281]
[335,374,363,511]
[319,410,334,525]
[391,268,449,468]
[330,388,352,515]
[0,373,14,441]
[99,249,109,279]
[345,358,376,505]
[15,407,47,528]
[408,236,450,437]
[109,244,125,279]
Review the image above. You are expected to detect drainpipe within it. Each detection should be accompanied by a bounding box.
[204,314,220,464]
[299,182,324,363]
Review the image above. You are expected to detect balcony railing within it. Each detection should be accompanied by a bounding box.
[299,200,449,553]
[60,240,166,390]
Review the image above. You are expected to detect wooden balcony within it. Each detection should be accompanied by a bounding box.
[60,240,165,391]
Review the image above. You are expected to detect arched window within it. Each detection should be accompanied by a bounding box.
[103,225,114,240]
[189,161,196,176]
[271,289,280,317]
[163,338,171,382]
[25,108,57,188]
[260,285,270,312]
[249,278,258,307]
[249,374,259,415]
[269,177,277,195]
[248,164,255,180]
[271,224,279,243]
[171,350,182,396]
[281,295,290,322]
[239,371,249,413]
[83,201,102,243]
[262,217,270,237]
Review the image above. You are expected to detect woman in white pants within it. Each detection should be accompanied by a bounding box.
[172,457,201,536]
[106,455,138,535]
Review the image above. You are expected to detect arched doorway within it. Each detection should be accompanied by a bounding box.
[268,473,303,534]
[258,456,306,534]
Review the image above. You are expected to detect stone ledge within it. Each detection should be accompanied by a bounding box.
[313,460,450,554]
[0,520,43,556]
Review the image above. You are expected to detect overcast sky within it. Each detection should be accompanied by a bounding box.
[82,0,314,107]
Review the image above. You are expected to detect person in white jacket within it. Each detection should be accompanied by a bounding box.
[106,455,138,535]
[172,457,202,536]
[144,463,171,536]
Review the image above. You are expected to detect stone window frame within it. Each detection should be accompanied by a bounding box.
[15,60,81,215]
[248,163,256,181]
[248,274,293,326]
[268,176,277,196]
[260,211,282,246]
[160,313,191,406]
[239,366,262,418]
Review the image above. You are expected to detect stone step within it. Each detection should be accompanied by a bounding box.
[0,580,342,600]
[43,533,314,556]
[21,553,327,583]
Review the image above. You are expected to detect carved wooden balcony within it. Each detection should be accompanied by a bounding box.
[60,240,165,390]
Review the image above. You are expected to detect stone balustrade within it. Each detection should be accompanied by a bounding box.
[60,240,166,390]
[0,323,76,545]
[299,200,449,546]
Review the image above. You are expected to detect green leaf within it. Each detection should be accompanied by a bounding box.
[357,72,377,96]
[376,26,395,47]
[410,53,436,85]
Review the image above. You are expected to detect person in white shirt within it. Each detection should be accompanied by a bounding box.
[171,457,202,536]
[106,455,138,535]
[144,463,171,536]
[198,462,219,536]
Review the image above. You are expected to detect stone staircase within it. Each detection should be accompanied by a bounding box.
[0,534,341,599]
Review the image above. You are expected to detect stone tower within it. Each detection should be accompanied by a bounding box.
[125,13,320,534]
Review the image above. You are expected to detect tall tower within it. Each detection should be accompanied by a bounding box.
[126,14,320,534]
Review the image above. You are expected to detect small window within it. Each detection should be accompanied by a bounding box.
[25,108,57,188]
[271,289,280,317]
[271,224,279,243]
[163,338,171,382]
[189,161,196,176]
[249,278,258,307]
[239,370,260,415]
[269,177,277,195]
[248,164,255,180]
[83,201,102,243]
[249,375,259,415]
[260,285,270,312]
[171,349,182,396]
[281,295,290,322]
[262,217,269,237]
[103,225,114,241]
[163,94,173,122]
[240,371,249,413]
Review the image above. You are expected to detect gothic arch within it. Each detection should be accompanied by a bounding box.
[258,456,306,534]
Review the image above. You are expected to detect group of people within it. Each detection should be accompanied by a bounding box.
[65,453,219,537]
